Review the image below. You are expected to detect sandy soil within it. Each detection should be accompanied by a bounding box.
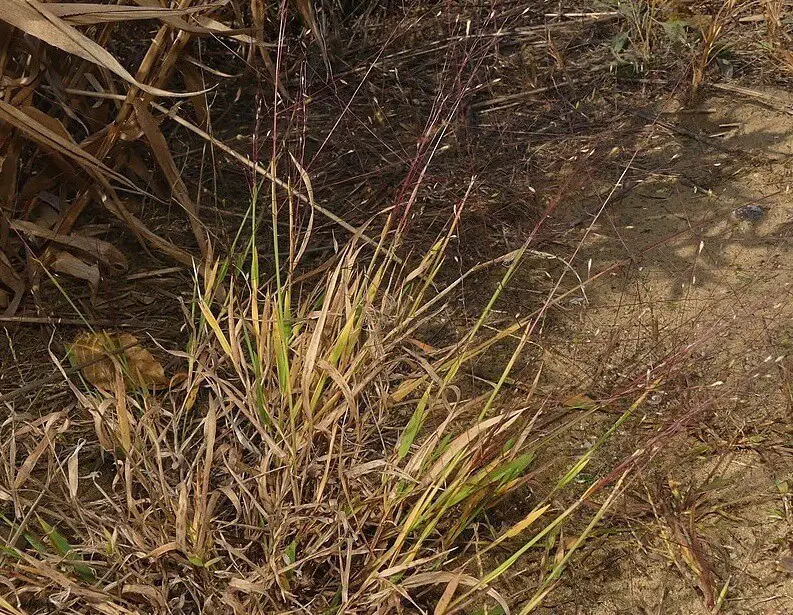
[531,89,793,614]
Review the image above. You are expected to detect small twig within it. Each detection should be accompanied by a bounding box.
[471,83,573,113]
[126,267,184,280]
[544,11,619,18]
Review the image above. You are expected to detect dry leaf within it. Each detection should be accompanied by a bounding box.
[121,583,166,610]
[407,337,436,354]
[67,442,81,498]
[102,190,196,265]
[20,105,72,142]
[121,148,161,197]
[18,169,58,204]
[48,2,207,26]
[29,200,60,229]
[0,99,135,190]
[434,572,462,615]
[51,0,235,36]
[179,61,209,128]
[114,366,132,451]
[71,331,167,390]
[562,393,597,410]
[12,219,128,272]
[14,412,63,488]
[51,249,100,300]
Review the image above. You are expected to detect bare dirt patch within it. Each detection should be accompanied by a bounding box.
[528,89,793,614]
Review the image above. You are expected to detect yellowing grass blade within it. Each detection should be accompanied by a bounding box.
[434,572,462,615]
[398,386,431,458]
[496,505,550,545]
[288,152,316,265]
[423,412,522,482]
[303,261,343,406]
[0,594,26,615]
[198,300,234,363]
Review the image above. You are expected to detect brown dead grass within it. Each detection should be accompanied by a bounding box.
[3,1,793,614]
[0,213,662,613]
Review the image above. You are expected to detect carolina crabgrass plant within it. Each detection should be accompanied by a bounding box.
[0,167,651,614]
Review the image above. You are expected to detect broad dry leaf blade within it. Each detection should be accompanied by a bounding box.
[132,100,209,259]
[48,3,210,25]
[179,61,209,128]
[0,100,135,190]
[51,249,100,300]
[12,219,128,272]
[71,331,167,390]
[0,0,183,96]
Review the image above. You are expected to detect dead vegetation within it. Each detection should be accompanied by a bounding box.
[0,0,336,315]
[3,0,793,613]
[0,225,593,611]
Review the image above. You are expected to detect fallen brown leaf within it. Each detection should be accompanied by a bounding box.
[563,393,597,410]
[52,249,100,300]
[12,219,128,272]
[71,331,168,390]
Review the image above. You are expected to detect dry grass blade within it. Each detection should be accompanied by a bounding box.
[100,186,197,265]
[402,572,510,614]
[47,2,213,25]
[133,100,209,259]
[0,100,134,190]
[178,61,209,128]
[51,249,100,300]
[0,0,182,97]
[3,4,759,613]
[0,190,648,612]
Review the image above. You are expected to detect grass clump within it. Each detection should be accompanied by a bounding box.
[0,168,651,612]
